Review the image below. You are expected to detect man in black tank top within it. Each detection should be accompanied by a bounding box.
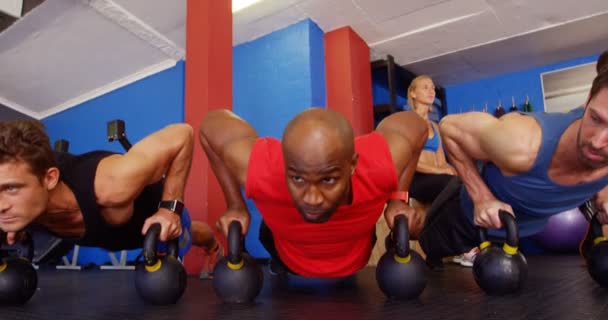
[0,120,221,278]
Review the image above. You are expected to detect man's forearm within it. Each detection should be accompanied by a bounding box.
[442,134,493,204]
[161,136,192,202]
[200,134,247,211]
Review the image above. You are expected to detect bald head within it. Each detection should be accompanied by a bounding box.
[283,108,354,157]
[281,108,358,223]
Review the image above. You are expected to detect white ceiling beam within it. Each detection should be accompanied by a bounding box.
[0,0,23,18]
[40,59,178,119]
[368,10,485,47]
[82,0,184,60]
[0,96,41,119]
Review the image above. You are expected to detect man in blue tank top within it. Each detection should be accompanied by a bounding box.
[419,69,608,269]
[0,121,221,278]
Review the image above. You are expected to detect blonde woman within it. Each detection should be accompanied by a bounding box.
[407,75,477,267]
[407,75,456,202]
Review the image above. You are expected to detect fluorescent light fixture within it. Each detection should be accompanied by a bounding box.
[232,0,262,13]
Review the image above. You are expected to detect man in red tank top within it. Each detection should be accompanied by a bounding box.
[199,108,427,278]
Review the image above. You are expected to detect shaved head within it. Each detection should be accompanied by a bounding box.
[281,108,358,223]
[283,108,354,157]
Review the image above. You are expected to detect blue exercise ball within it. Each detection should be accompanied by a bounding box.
[533,208,588,253]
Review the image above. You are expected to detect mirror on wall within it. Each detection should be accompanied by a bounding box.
[541,62,597,113]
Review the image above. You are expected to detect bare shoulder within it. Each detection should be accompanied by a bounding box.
[376,111,426,135]
[482,113,542,173]
[493,113,542,152]
[94,154,128,205]
[375,111,427,173]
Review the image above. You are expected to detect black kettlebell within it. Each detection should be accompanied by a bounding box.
[213,221,263,303]
[135,223,187,305]
[0,231,38,305]
[473,210,527,295]
[586,216,608,287]
[376,214,426,300]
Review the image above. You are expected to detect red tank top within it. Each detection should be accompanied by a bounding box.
[245,132,398,277]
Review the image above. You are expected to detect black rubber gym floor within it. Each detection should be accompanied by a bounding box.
[4,255,608,320]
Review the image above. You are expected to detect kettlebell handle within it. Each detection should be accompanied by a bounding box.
[392,215,410,258]
[0,231,34,261]
[227,221,243,265]
[142,223,179,266]
[590,215,604,239]
[477,210,519,247]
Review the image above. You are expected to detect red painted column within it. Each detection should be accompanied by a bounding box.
[324,27,374,135]
[183,0,232,274]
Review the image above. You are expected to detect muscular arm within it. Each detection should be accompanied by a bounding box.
[96,123,194,208]
[434,125,456,174]
[199,110,258,235]
[376,111,427,230]
[439,112,541,227]
[376,111,427,192]
[198,109,258,211]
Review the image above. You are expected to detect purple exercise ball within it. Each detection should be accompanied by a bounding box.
[533,208,589,253]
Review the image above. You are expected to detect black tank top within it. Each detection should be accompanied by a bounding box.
[55,151,163,251]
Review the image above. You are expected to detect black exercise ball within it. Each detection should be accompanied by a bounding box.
[376,215,426,300]
[472,210,527,295]
[135,223,187,305]
[213,221,263,303]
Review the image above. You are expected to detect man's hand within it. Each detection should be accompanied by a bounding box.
[473,199,514,229]
[216,208,250,238]
[141,208,182,241]
[384,199,421,237]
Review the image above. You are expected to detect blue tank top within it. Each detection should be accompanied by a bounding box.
[423,123,440,152]
[461,108,608,237]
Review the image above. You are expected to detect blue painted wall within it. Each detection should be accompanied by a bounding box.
[371,68,407,108]
[233,19,327,257]
[233,19,326,138]
[445,54,600,115]
[41,61,185,265]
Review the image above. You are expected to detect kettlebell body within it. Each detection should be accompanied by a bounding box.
[585,213,608,287]
[213,252,263,303]
[213,221,263,304]
[0,232,38,305]
[473,245,527,295]
[134,223,187,305]
[376,215,426,300]
[0,257,38,305]
[587,241,608,287]
[472,211,528,295]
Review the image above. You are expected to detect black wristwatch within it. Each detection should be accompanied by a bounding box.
[158,200,185,215]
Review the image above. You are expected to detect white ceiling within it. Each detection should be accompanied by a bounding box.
[1,0,607,118]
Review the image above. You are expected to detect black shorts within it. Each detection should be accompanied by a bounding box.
[409,173,455,204]
[418,177,479,260]
[259,220,378,276]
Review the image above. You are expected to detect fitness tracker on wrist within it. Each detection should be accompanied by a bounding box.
[389,191,409,203]
[158,200,185,215]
